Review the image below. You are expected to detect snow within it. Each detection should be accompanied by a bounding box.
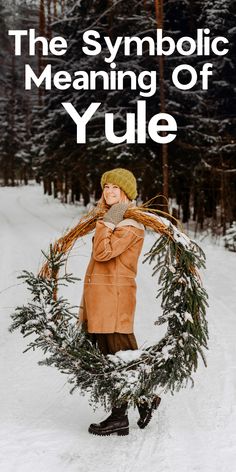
[184,312,194,323]
[1,183,236,472]
[108,349,144,364]
[143,211,192,248]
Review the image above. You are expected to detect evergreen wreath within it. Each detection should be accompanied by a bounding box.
[9,204,209,411]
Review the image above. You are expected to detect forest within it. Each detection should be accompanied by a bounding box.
[0,0,236,235]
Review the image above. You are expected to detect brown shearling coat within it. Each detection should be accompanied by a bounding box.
[79,218,145,333]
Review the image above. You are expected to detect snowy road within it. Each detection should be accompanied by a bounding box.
[0,184,236,472]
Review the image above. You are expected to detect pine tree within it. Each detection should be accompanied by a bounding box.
[224,221,236,252]
[0,0,38,185]
[31,0,165,203]
[29,0,236,229]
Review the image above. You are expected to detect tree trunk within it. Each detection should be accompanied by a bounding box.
[48,178,52,195]
[82,188,90,207]
[47,0,52,39]
[57,178,63,200]
[3,167,9,186]
[53,0,57,18]
[43,178,47,194]
[53,178,58,198]
[155,0,169,213]
[64,171,68,203]
[61,0,65,15]
[38,0,46,106]
[10,54,16,187]
[23,168,28,185]
[71,179,81,202]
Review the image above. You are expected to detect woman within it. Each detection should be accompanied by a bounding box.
[79,168,160,436]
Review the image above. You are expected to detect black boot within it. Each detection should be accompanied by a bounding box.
[88,403,129,436]
[137,396,161,429]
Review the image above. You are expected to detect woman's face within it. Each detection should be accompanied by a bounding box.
[103,183,121,205]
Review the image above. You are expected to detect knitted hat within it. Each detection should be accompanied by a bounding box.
[101,168,137,200]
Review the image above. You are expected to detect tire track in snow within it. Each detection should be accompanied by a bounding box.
[16,195,61,232]
[116,408,171,472]
[204,293,236,437]
[0,208,12,226]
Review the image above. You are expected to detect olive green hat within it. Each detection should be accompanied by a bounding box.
[101,168,137,200]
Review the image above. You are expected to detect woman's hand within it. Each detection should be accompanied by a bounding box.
[103,202,130,226]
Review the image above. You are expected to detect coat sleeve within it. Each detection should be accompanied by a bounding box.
[93,220,144,262]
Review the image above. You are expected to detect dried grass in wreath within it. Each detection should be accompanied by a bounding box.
[39,199,176,281]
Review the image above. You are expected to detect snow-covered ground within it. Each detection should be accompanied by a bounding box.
[0,183,236,472]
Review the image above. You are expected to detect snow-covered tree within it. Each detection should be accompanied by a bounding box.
[31,0,166,203]
[3,0,233,230]
[0,0,38,185]
[224,222,236,252]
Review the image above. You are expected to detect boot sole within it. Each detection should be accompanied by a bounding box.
[88,426,129,436]
[137,397,161,429]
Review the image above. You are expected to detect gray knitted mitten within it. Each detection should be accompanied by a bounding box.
[103,202,130,226]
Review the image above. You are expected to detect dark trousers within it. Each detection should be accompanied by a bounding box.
[92,333,138,355]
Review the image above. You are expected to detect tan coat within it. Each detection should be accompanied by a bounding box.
[79,218,145,333]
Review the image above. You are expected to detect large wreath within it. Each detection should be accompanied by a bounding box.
[10,204,208,410]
